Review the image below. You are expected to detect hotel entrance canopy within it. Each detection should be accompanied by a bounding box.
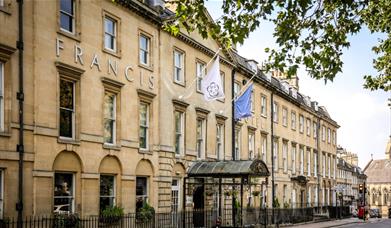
[187,159,270,178]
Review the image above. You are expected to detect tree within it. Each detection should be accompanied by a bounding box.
[164,0,391,91]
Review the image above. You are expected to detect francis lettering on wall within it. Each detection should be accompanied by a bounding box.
[56,37,155,89]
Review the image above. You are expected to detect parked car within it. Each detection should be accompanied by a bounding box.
[388,207,391,218]
[369,208,381,218]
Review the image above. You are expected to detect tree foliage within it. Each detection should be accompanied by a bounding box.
[164,0,391,91]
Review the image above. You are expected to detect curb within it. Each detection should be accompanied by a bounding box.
[325,221,360,227]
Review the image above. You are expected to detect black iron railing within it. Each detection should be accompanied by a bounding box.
[0,207,316,227]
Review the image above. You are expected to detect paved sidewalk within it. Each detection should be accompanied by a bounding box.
[286,217,363,227]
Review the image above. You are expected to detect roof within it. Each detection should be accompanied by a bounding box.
[231,51,339,127]
[187,159,270,178]
[364,159,391,184]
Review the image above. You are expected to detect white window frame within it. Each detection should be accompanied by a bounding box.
[314,152,317,177]
[273,140,278,171]
[173,50,184,84]
[327,128,331,144]
[291,111,296,130]
[273,102,278,123]
[234,82,240,98]
[234,127,241,160]
[196,118,206,159]
[306,118,311,136]
[104,16,117,52]
[104,92,116,145]
[100,175,116,211]
[174,111,185,155]
[322,126,326,141]
[136,176,148,209]
[59,79,75,139]
[0,62,4,132]
[283,142,288,172]
[313,121,317,139]
[59,0,75,34]
[248,132,255,159]
[300,147,304,175]
[54,172,75,214]
[332,131,336,145]
[139,34,150,66]
[261,95,267,117]
[139,102,149,150]
[328,155,331,177]
[196,61,205,92]
[282,108,288,127]
[333,157,336,179]
[299,115,304,133]
[216,123,224,160]
[171,178,180,213]
[261,135,267,162]
[291,145,296,174]
[307,150,311,176]
[322,154,326,177]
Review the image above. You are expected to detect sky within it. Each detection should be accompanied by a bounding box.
[205,1,391,168]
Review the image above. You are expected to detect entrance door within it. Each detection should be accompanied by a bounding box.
[300,190,305,208]
[193,185,205,227]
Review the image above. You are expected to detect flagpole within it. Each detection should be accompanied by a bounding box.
[179,48,222,99]
[232,70,257,102]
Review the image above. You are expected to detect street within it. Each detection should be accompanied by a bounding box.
[336,218,391,228]
[289,218,391,228]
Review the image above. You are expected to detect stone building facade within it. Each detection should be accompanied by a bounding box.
[233,54,339,210]
[0,0,338,218]
[364,137,391,217]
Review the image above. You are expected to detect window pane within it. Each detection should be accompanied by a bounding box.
[100,197,114,211]
[140,36,148,50]
[60,0,73,14]
[60,14,72,32]
[60,80,73,109]
[139,104,147,126]
[104,34,114,50]
[104,18,115,34]
[104,119,114,143]
[54,173,73,214]
[136,177,147,196]
[104,93,115,119]
[139,127,147,149]
[60,109,73,138]
[100,175,114,196]
[175,112,181,132]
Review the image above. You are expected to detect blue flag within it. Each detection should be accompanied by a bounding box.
[234,84,253,120]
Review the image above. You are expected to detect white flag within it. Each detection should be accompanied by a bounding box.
[201,56,225,101]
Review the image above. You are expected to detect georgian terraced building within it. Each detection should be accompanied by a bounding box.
[0,0,338,218]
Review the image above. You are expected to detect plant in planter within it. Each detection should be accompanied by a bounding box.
[53,213,80,228]
[136,203,155,223]
[273,198,280,208]
[100,206,124,225]
[283,202,290,209]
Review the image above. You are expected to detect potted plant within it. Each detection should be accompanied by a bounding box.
[53,213,80,228]
[100,206,124,225]
[136,203,155,224]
